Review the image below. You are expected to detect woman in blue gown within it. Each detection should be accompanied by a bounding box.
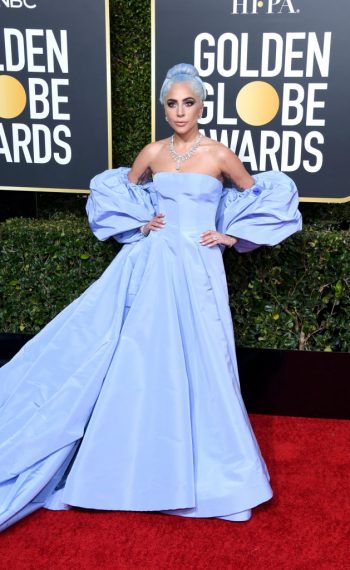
[0,64,302,531]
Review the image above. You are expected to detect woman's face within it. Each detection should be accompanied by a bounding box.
[164,82,203,135]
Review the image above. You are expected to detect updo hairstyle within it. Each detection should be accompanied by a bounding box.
[159,63,207,104]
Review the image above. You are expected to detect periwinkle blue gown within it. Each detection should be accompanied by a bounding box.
[0,168,302,531]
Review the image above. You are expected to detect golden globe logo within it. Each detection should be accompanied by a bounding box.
[194,30,331,173]
[231,0,300,15]
[0,0,37,8]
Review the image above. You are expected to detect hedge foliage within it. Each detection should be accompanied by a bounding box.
[0,214,116,333]
[109,0,152,165]
[0,214,348,352]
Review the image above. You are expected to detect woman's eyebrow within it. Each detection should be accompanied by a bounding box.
[166,97,195,103]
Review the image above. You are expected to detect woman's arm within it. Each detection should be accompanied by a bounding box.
[218,145,255,190]
[127,142,166,235]
[200,145,255,249]
[127,142,161,184]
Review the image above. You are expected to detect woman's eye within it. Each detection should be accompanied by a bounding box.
[167,102,176,108]
[185,101,194,106]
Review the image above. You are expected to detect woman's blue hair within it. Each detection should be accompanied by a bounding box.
[159,63,207,104]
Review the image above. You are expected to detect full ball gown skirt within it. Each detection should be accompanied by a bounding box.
[0,169,302,531]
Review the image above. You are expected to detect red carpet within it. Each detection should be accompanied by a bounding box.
[1,415,349,570]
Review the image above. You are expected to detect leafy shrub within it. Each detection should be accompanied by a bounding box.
[110,0,152,165]
[0,215,117,333]
[225,228,349,352]
[0,215,348,352]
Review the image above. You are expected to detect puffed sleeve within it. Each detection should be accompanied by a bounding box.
[215,170,302,253]
[86,166,158,244]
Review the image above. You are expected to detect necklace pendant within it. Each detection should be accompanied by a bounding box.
[169,133,203,172]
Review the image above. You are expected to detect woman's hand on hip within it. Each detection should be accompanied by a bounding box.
[200,230,238,248]
[140,213,166,235]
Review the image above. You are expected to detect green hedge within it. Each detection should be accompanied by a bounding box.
[0,215,115,332]
[226,228,349,352]
[110,0,152,165]
[0,215,348,352]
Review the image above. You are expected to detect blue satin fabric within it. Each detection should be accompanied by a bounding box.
[0,168,301,531]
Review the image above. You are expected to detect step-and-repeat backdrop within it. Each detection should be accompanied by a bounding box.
[153,0,349,202]
[0,0,111,193]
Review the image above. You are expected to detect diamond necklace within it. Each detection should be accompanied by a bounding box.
[169,133,204,172]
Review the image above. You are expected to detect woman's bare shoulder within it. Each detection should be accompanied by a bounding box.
[202,137,236,159]
[141,138,169,157]
[129,139,169,183]
[200,136,253,186]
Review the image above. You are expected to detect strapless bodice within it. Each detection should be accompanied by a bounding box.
[152,172,223,234]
